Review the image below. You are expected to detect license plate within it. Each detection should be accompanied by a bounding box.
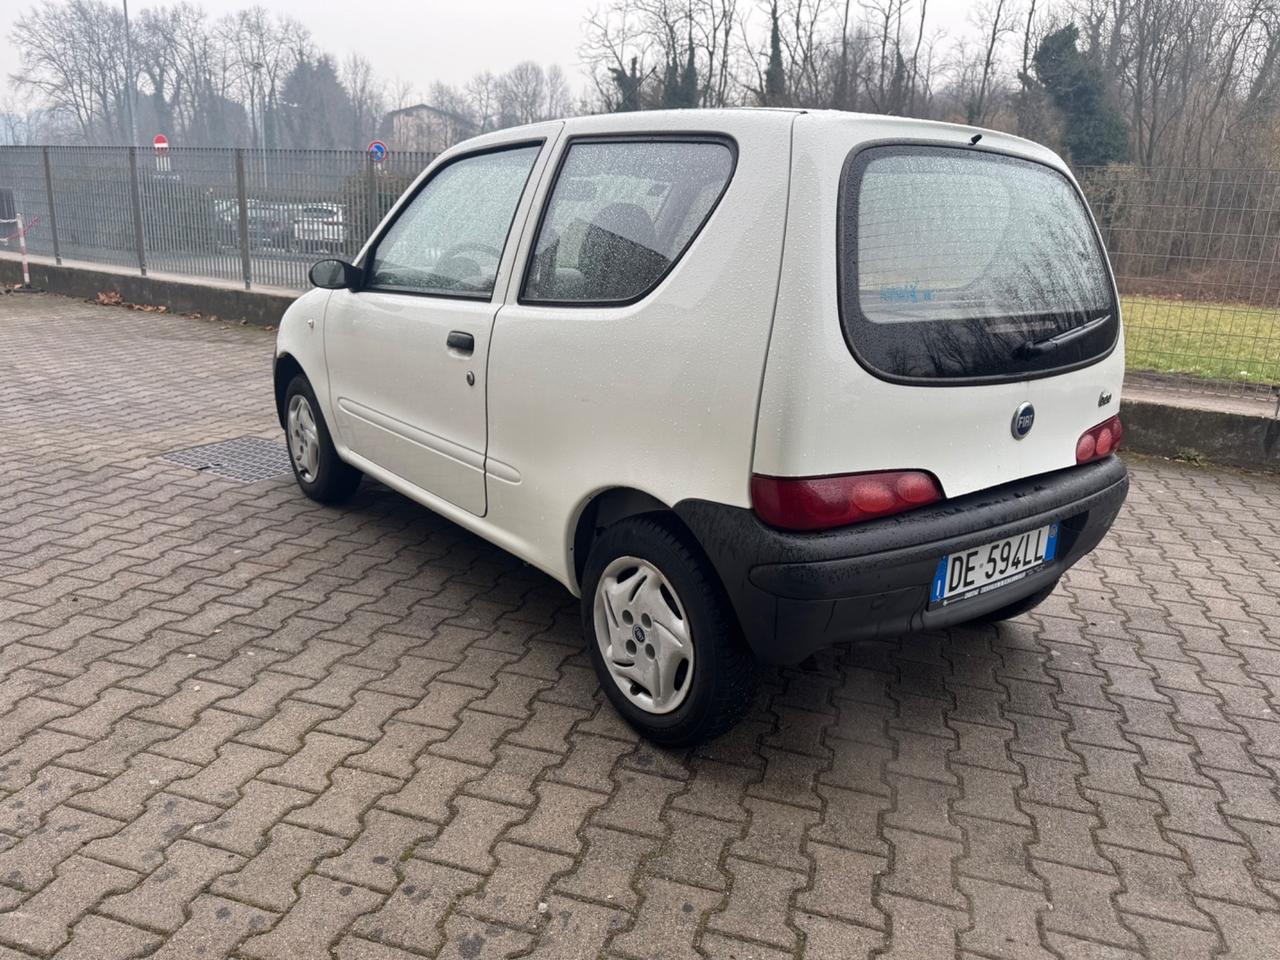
[930,523,1058,607]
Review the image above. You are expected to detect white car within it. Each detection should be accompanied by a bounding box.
[274,109,1128,745]
[292,203,346,254]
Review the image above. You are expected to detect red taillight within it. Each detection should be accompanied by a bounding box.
[751,470,944,531]
[1077,415,1123,464]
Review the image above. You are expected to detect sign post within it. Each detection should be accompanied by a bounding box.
[0,215,37,290]
[153,133,170,173]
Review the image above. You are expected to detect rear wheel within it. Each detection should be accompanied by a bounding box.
[581,516,756,747]
[968,580,1059,625]
[284,374,362,504]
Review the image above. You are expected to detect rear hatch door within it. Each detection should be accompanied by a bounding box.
[754,117,1124,498]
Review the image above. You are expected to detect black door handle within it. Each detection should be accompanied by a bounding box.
[446,330,474,354]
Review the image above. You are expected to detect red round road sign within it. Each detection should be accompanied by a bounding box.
[153,134,169,153]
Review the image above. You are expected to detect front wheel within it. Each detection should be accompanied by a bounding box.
[283,374,362,504]
[581,516,756,747]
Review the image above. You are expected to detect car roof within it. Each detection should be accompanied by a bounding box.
[450,107,1059,170]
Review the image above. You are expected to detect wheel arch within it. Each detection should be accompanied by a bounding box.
[273,352,305,428]
[570,486,709,595]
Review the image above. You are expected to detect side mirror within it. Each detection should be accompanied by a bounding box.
[309,258,361,290]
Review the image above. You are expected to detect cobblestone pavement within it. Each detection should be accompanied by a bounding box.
[2,293,1280,960]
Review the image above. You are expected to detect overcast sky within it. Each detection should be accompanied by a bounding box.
[3,0,982,106]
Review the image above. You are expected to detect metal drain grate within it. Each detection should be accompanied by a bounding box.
[162,436,292,483]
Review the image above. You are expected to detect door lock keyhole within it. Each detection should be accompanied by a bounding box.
[466,371,475,386]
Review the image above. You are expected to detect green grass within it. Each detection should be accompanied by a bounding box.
[1121,295,1280,385]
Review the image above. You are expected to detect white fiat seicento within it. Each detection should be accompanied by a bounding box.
[274,108,1128,745]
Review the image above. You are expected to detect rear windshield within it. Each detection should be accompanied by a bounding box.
[839,145,1118,383]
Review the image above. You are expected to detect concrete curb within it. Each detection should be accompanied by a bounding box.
[1,255,294,326]
[1121,394,1280,473]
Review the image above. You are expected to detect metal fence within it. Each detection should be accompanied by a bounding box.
[0,145,437,293]
[1080,165,1280,401]
[1,146,1279,400]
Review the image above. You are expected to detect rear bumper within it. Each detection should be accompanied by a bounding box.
[675,456,1129,665]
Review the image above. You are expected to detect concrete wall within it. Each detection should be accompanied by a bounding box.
[1,257,294,327]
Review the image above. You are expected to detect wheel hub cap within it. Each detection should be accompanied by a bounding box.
[593,556,694,714]
[286,394,320,483]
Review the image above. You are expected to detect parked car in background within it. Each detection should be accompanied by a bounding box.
[292,203,346,254]
[214,199,292,251]
[273,109,1129,745]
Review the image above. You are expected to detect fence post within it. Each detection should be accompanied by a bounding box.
[234,149,252,290]
[365,154,378,242]
[127,146,147,277]
[41,147,61,265]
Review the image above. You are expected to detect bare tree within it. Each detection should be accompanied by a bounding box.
[966,0,1018,125]
[342,53,385,148]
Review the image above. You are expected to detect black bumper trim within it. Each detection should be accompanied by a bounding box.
[675,456,1129,665]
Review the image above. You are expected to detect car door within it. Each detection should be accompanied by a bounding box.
[324,141,544,516]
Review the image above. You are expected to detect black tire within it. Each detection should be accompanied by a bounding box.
[967,579,1059,625]
[283,374,362,504]
[581,516,756,747]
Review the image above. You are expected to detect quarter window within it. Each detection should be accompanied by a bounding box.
[367,145,539,297]
[522,139,734,304]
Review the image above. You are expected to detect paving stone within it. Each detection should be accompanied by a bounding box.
[0,855,137,955]
[458,840,574,929]
[379,755,485,823]
[521,894,629,958]
[879,828,966,908]
[144,894,276,960]
[793,912,884,960]
[554,826,659,910]
[0,804,122,891]
[1105,845,1217,929]
[83,792,221,872]
[1194,898,1280,959]
[239,873,383,960]
[611,876,720,960]
[955,815,1042,891]
[875,894,967,960]
[795,843,885,928]
[959,876,1056,960]
[730,796,817,872]
[256,731,365,792]
[100,838,244,932]
[465,743,559,807]
[196,778,314,856]
[210,822,348,911]
[285,766,401,837]
[0,765,105,837]
[50,914,162,960]
[1035,859,1138,948]
[350,859,483,955]
[415,795,525,873]
[593,769,683,837]
[506,782,608,855]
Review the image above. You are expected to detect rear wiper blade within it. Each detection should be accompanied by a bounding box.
[1016,314,1111,359]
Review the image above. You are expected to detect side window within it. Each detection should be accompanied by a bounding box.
[522,139,734,305]
[367,144,540,297]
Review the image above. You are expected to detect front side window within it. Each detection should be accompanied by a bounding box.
[523,139,734,304]
[368,145,539,297]
[840,145,1118,382]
